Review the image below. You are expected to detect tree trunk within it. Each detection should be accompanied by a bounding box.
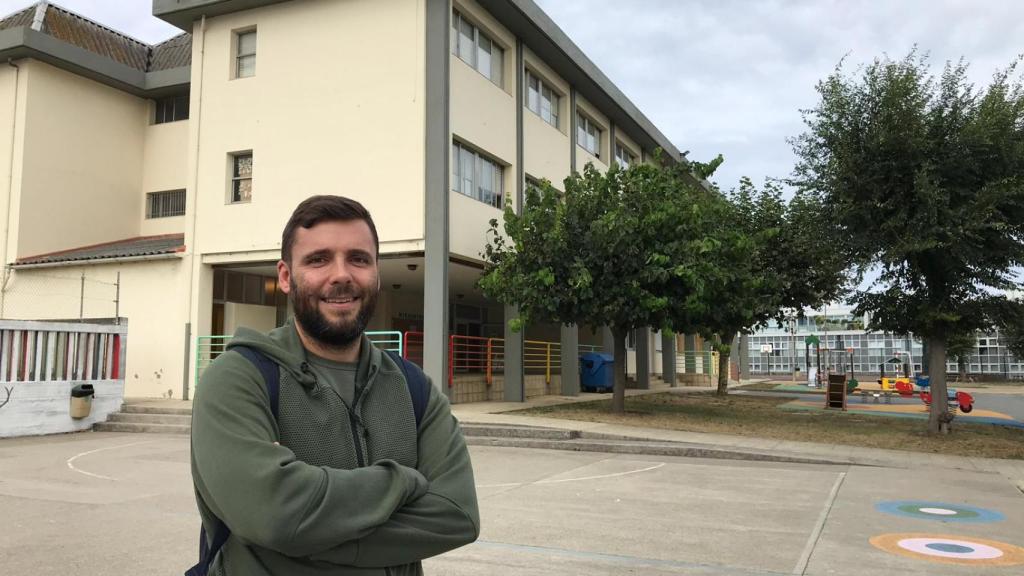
[927,336,949,434]
[612,328,627,413]
[717,347,730,396]
[958,357,967,383]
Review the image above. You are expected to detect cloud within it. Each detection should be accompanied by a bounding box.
[535,0,1024,193]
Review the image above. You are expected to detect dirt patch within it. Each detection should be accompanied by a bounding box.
[514,392,1024,460]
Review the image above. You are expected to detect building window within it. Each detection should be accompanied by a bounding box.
[235,30,257,78]
[614,142,636,168]
[146,189,186,218]
[154,93,189,124]
[452,141,503,208]
[230,152,253,203]
[451,10,503,86]
[577,113,602,157]
[525,71,559,128]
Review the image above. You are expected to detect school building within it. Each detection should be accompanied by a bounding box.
[0,0,710,402]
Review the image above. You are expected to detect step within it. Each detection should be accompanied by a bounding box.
[94,421,190,434]
[108,412,192,425]
[121,405,193,416]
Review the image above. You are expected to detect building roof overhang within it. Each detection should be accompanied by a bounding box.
[13,233,186,268]
[0,24,189,98]
[153,0,289,31]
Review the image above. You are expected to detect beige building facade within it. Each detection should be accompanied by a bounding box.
[0,0,692,401]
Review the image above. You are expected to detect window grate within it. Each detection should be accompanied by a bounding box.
[146,189,186,218]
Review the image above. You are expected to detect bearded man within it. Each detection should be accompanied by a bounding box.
[189,195,479,576]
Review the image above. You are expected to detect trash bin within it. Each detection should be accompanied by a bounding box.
[70,383,95,419]
[580,352,614,392]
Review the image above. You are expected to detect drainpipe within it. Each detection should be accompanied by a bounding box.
[1,59,21,316]
[183,15,207,400]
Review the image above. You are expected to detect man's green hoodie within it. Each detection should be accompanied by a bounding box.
[190,320,480,575]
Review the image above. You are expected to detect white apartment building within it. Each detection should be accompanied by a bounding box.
[0,0,694,401]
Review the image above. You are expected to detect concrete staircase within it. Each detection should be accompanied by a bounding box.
[94,403,192,435]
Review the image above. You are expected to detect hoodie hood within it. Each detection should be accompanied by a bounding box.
[226,318,386,389]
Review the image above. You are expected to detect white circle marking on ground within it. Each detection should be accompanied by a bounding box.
[918,507,958,515]
[897,538,1004,559]
[66,441,157,481]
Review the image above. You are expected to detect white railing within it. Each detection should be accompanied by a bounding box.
[0,319,127,438]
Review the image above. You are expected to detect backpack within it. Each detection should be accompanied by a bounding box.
[185,347,430,576]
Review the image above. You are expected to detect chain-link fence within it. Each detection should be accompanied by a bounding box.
[0,268,121,322]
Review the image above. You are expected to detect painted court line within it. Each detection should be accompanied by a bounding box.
[66,441,156,481]
[792,471,847,575]
[477,462,666,489]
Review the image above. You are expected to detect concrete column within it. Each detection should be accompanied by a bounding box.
[570,87,577,172]
[503,305,524,402]
[423,0,450,395]
[739,333,750,380]
[502,39,525,403]
[684,334,697,374]
[635,327,650,389]
[601,326,614,354]
[661,331,676,387]
[560,324,579,395]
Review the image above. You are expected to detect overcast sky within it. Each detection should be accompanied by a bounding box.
[2,0,1023,194]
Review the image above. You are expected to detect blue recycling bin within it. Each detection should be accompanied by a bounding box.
[580,352,614,392]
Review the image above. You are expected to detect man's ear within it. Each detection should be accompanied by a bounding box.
[277,260,292,295]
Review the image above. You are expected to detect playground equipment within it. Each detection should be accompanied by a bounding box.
[877,352,975,414]
[878,351,914,391]
[828,348,858,394]
[916,374,974,414]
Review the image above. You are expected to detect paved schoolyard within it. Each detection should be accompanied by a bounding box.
[1,431,1023,575]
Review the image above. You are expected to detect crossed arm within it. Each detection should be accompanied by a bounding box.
[191,356,479,565]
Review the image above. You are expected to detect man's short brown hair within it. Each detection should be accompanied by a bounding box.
[281,195,380,264]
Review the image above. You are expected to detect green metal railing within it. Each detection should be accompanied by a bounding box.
[195,335,233,387]
[366,330,403,356]
[194,331,404,388]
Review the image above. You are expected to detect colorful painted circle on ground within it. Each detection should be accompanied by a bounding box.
[875,500,1005,523]
[870,533,1024,566]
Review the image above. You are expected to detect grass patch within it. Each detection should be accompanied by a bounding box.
[514,393,1024,460]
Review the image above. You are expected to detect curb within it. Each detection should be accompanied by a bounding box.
[459,422,855,467]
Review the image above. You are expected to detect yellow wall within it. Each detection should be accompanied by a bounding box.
[1,258,190,398]
[0,64,24,268]
[449,191,502,259]
[523,46,571,187]
[224,302,276,334]
[574,93,609,173]
[17,61,146,258]
[189,0,426,258]
[141,119,189,237]
[614,127,642,167]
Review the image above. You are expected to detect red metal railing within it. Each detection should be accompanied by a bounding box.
[403,331,424,367]
[448,335,492,387]
[400,332,566,388]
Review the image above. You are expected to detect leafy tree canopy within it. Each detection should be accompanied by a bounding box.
[790,49,1024,431]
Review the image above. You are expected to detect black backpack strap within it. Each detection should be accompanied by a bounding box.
[385,350,430,429]
[234,346,280,420]
[185,346,279,576]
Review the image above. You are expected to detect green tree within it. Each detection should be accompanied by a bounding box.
[480,162,711,413]
[998,303,1024,361]
[790,51,1024,433]
[685,176,846,395]
[946,331,977,383]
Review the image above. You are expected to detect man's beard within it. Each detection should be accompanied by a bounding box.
[290,276,379,349]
